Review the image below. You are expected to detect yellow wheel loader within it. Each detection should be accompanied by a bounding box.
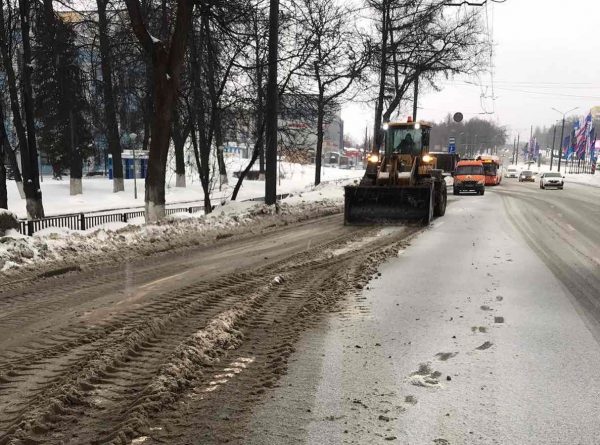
[344,119,447,225]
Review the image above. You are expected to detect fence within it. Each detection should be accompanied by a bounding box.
[17,206,206,236]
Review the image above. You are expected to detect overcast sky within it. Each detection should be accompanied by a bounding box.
[342,0,600,144]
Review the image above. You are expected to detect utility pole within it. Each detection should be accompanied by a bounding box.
[515,134,520,165]
[512,136,516,165]
[552,107,578,173]
[557,117,565,173]
[550,124,557,170]
[264,0,279,205]
[528,125,533,166]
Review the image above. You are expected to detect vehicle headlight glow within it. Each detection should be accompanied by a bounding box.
[422,154,433,163]
[414,123,421,130]
[368,153,379,163]
[382,123,389,131]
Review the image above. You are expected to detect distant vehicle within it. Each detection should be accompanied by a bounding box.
[323,152,341,168]
[429,152,460,174]
[519,170,535,182]
[539,172,564,189]
[505,166,518,178]
[453,160,485,195]
[476,155,502,185]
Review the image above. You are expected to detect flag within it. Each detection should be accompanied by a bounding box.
[563,135,573,159]
[575,113,592,160]
[590,127,597,163]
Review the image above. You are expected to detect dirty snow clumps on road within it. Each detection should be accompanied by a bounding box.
[0,184,347,277]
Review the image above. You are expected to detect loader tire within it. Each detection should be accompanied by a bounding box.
[434,183,447,217]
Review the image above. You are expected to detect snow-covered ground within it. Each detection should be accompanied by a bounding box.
[0,181,350,274]
[5,156,364,218]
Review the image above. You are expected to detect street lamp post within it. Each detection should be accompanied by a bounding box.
[550,124,557,170]
[130,133,138,199]
[552,107,578,173]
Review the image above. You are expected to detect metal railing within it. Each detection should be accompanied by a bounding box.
[17,206,206,236]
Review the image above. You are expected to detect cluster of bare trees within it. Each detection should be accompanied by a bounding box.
[0,0,486,221]
[431,114,507,155]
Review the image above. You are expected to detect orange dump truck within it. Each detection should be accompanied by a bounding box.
[452,160,486,195]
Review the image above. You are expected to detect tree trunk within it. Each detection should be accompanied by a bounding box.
[145,60,176,222]
[232,120,265,201]
[264,0,279,205]
[171,107,188,187]
[0,97,24,198]
[0,112,7,208]
[0,143,6,209]
[69,110,83,195]
[124,0,193,222]
[314,93,325,186]
[214,110,228,187]
[97,0,124,192]
[18,0,44,218]
[142,57,152,152]
[373,1,388,154]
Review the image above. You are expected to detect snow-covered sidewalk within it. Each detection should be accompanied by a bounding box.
[5,158,363,218]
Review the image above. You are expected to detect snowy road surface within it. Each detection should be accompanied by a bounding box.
[1,179,600,444]
[245,179,600,445]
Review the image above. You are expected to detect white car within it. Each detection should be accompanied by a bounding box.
[505,166,518,178]
[539,172,564,189]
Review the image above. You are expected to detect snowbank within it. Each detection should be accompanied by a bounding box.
[0,182,348,277]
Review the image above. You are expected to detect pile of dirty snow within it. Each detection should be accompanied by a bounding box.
[0,187,345,276]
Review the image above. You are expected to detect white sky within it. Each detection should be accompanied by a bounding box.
[342,0,600,144]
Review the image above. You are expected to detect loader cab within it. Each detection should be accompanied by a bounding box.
[364,119,432,181]
[385,122,431,157]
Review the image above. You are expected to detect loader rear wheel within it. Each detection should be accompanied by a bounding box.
[434,184,447,217]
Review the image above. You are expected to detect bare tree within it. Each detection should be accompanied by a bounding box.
[97,0,125,192]
[297,0,369,185]
[124,0,194,221]
[231,0,314,200]
[367,0,485,151]
[0,0,44,218]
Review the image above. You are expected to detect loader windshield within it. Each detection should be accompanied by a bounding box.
[387,127,426,156]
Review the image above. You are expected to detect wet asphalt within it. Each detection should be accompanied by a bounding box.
[244,178,600,444]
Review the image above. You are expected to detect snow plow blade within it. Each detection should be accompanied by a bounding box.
[344,184,433,225]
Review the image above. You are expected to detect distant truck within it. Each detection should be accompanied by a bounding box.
[429,152,460,175]
[452,160,485,195]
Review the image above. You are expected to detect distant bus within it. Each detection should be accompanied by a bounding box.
[476,155,502,185]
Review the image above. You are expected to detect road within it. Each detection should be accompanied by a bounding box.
[243,179,600,445]
[1,179,599,444]
[0,213,419,444]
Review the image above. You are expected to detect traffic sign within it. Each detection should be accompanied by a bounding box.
[448,137,456,154]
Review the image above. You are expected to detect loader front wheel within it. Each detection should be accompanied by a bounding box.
[434,184,447,217]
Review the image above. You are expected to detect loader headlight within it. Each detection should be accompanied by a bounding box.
[422,154,433,163]
[368,154,379,163]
